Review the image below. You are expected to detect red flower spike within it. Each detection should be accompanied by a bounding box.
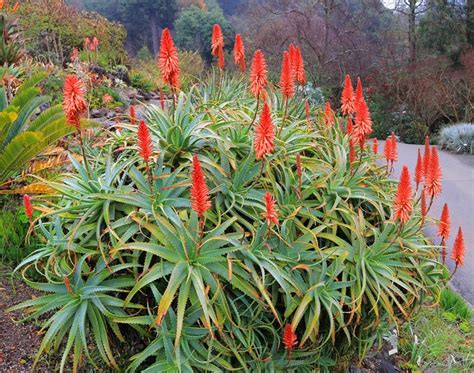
[191,155,211,218]
[23,194,33,222]
[438,203,451,240]
[249,50,268,98]
[280,51,294,99]
[353,97,372,145]
[425,147,442,199]
[451,227,465,267]
[262,192,278,226]
[393,165,413,224]
[347,117,353,135]
[130,105,136,125]
[158,28,180,90]
[372,138,379,154]
[423,135,430,177]
[421,189,427,217]
[323,101,335,127]
[211,24,224,70]
[414,149,424,188]
[233,34,246,72]
[254,102,275,159]
[294,47,306,85]
[349,139,356,167]
[355,77,363,106]
[389,133,398,162]
[63,75,87,129]
[296,153,302,182]
[341,74,355,116]
[283,324,298,360]
[288,43,297,76]
[138,120,153,163]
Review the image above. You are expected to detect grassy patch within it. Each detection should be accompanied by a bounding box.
[399,289,474,371]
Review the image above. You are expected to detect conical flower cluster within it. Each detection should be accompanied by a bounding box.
[191,155,211,218]
[437,203,450,240]
[262,192,278,226]
[393,165,413,224]
[211,24,225,70]
[249,50,267,98]
[341,74,355,115]
[254,102,275,159]
[233,34,246,72]
[283,324,298,360]
[280,51,294,99]
[425,147,442,199]
[158,28,180,89]
[451,227,465,267]
[138,120,153,163]
[414,149,424,189]
[63,75,87,129]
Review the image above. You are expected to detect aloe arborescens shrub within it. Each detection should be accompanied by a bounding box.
[11,77,447,371]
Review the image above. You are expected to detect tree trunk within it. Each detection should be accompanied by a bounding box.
[408,0,417,63]
[150,13,159,55]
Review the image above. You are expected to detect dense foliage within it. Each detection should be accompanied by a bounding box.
[10,74,447,371]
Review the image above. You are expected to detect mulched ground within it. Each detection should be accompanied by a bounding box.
[0,267,44,372]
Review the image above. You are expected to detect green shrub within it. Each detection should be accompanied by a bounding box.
[440,288,473,321]
[129,70,155,93]
[0,13,23,65]
[11,74,447,372]
[438,123,474,153]
[398,121,430,144]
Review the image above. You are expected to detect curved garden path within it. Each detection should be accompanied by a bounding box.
[384,141,474,307]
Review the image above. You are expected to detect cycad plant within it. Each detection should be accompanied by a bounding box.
[11,32,450,372]
[0,72,94,183]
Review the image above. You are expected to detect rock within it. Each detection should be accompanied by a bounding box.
[90,108,109,118]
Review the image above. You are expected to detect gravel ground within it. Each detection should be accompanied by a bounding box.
[0,267,44,372]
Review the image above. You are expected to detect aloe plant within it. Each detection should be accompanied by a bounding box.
[11,73,447,372]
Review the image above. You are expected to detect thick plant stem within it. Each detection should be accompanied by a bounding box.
[197,216,205,254]
[77,128,92,177]
[278,98,289,137]
[145,160,154,193]
[249,95,260,129]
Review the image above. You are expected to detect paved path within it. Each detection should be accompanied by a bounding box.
[383,141,474,307]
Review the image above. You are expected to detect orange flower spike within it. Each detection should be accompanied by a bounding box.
[384,136,392,163]
[11,2,20,13]
[349,140,356,167]
[420,189,427,217]
[438,203,451,240]
[280,51,294,99]
[341,74,355,116]
[451,227,465,267]
[372,138,379,154]
[323,101,335,127]
[262,192,278,226]
[393,165,413,224]
[425,147,442,199]
[347,117,353,135]
[254,102,275,159]
[233,33,246,72]
[283,324,298,360]
[355,77,363,106]
[63,75,87,129]
[191,155,212,218]
[249,50,268,98]
[356,97,372,136]
[23,194,33,223]
[288,43,297,76]
[423,135,430,177]
[211,24,224,70]
[294,47,306,85]
[138,120,153,163]
[414,149,424,189]
[0,1,4,10]
[158,28,180,90]
[129,105,136,125]
[296,153,302,186]
[390,133,398,161]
